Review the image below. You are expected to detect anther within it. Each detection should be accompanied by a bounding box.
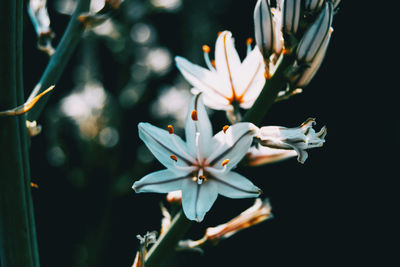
[221,159,230,167]
[211,59,216,69]
[217,31,222,36]
[246,38,253,45]
[222,125,229,133]
[191,110,198,121]
[30,182,39,189]
[202,45,210,53]
[168,125,174,134]
[170,155,178,162]
[199,175,207,181]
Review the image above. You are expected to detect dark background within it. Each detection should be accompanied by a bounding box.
[19,0,394,266]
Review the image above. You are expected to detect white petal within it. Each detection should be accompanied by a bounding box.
[138,122,194,171]
[206,123,257,172]
[213,171,261,199]
[185,94,214,160]
[175,56,231,105]
[296,2,333,63]
[181,178,218,222]
[133,169,188,193]
[282,0,302,34]
[215,31,242,99]
[234,47,266,108]
[254,0,274,57]
[246,145,298,166]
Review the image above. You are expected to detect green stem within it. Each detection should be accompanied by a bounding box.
[242,54,294,125]
[0,0,40,266]
[145,210,193,267]
[27,0,91,121]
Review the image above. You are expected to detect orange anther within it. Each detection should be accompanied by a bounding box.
[191,110,198,121]
[246,37,253,45]
[202,45,210,53]
[217,31,222,36]
[170,155,178,162]
[221,159,230,167]
[168,125,174,134]
[199,175,207,181]
[222,125,229,133]
[211,59,216,69]
[30,182,39,189]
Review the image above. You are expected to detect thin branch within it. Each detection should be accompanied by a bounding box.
[27,0,91,121]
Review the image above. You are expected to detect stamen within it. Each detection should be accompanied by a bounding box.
[197,168,205,184]
[222,125,229,133]
[202,45,210,53]
[170,155,178,162]
[202,45,216,71]
[211,59,216,69]
[246,37,253,56]
[168,125,174,134]
[191,110,198,121]
[221,159,230,167]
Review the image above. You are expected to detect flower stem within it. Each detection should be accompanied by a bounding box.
[0,0,40,266]
[242,54,295,124]
[27,0,91,121]
[145,210,193,267]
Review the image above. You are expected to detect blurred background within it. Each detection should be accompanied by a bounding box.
[19,0,390,266]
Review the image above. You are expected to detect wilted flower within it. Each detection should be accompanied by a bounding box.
[175,31,266,112]
[133,94,261,221]
[132,231,157,267]
[256,118,327,164]
[245,145,298,166]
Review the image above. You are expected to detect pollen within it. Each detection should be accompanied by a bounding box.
[222,125,229,133]
[221,159,230,167]
[168,125,174,134]
[30,182,39,189]
[191,110,198,121]
[202,45,210,53]
[170,155,178,162]
[246,37,253,45]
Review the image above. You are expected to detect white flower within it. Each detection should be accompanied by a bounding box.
[253,0,284,58]
[255,118,327,164]
[133,94,262,222]
[175,31,266,111]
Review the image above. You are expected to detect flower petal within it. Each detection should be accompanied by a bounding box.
[213,171,261,199]
[175,56,231,106]
[133,169,189,193]
[215,31,242,99]
[181,178,218,222]
[138,122,195,171]
[235,47,266,108]
[206,122,257,172]
[185,94,214,160]
[246,145,298,166]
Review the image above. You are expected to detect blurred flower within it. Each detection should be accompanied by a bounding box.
[133,94,261,222]
[256,118,327,164]
[146,47,173,75]
[28,0,55,55]
[150,0,182,12]
[151,84,192,127]
[175,31,266,111]
[130,23,156,45]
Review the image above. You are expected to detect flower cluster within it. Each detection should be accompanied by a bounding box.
[133,0,338,222]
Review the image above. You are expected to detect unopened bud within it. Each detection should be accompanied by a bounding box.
[282,0,302,35]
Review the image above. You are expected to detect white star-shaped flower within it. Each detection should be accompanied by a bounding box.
[175,31,266,111]
[133,94,262,222]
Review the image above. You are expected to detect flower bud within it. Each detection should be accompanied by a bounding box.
[296,2,333,64]
[254,0,283,58]
[282,0,302,35]
[304,0,326,11]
